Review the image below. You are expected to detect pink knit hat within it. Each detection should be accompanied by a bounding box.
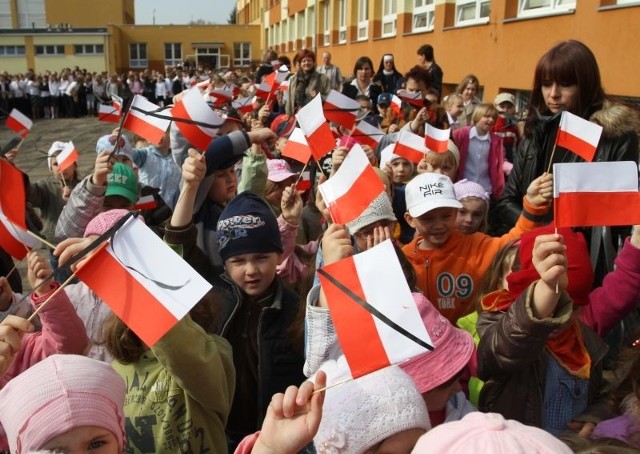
[400,293,475,393]
[84,209,130,237]
[0,354,126,453]
[453,179,490,203]
[412,412,573,453]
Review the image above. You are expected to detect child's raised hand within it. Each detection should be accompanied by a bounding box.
[525,172,553,207]
[253,371,327,454]
[531,233,568,318]
[365,225,393,251]
[26,251,54,297]
[0,315,34,376]
[0,277,13,311]
[361,144,378,167]
[383,161,394,181]
[330,146,349,176]
[281,185,303,225]
[322,223,353,266]
[315,175,332,224]
[248,127,277,145]
[54,236,97,270]
[92,151,114,187]
[417,158,433,174]
[182,148,206,189]
[388,123,399,133]
[410,107,428,132]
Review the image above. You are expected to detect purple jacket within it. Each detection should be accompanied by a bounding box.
[453,126,505,198]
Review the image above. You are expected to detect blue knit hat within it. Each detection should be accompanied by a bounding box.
[217,192,282,262]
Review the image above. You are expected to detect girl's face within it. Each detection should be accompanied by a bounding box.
[356,64,373,83]
[541,81,578,114]
[474,114,496,135]
[462,82,477,101]
[423,375,463,412]
[425,158,457,182]
[40,426,119,454]
[456,197,486,235]
[391,158,412,184]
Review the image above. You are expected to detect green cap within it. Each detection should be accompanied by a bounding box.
[106,162,138,203]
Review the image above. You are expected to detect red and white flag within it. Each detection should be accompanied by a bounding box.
[295,94,335,160]
[171,89,224,151]
[56,141,78,171]
[4,109,32,138]
[425,124,450,153]
[253,81,272,100]
[111,94,123,114]
[317,239,433,379]
[396,89,423,108]
[390,94,403,116]
[264,66,290,90]
[0,207,37,260]
[279,79,290,92]
[0,160,34,259]
[98,104,121,123]
[296,170,312,191]
[134,194,158,211]
[556,111,603,162]
[232,97,255,114]
[553,161,640,228]
[123,95,171,146]
[209,88,235,107]
[76,217,212,347]
[352,120,385,150]
[323,90,360,130]
[394,129,427,164]
[318,144,385,224]
[282,128,312,164]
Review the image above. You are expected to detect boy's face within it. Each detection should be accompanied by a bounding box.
[405,207,457,248]
[497,101,516,116]
[225,252,282,297]
[391,158,412,184]
[208,166,238,204]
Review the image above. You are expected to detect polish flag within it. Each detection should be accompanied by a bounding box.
[323,90,360,130]
[195,79,211,90]
[553,161,640,228]
[295,94,335,160]
[0,207,37,260]
[379,143,399,168]
[296,170,312,191]
[4,109,32,138]
[396,89,423,108]
[134,194,158,211]
[123,95,171,146]
[209,88,235,106]
[352,120,385,150]
[264,66,290,89]
[394,129,427,164]
[390,94,403,116]
[0,160,34,259]
[253,81,272,100]
[279,79,290,92]
[282,128,312,164]
[318,145,385,224]
[76,217,212,347]
[111,94,123,114]
[317,239,433,379]
[425,124,451,153]
[555,111,603,162]
[56,141,78,171]
[98,104,120,123]
[232,97,255,114]
[171,89,224,151]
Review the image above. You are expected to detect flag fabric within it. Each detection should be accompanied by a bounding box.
[295,94,336,160]
[296,170,312,191]
[396,89,423,108]
[352,120,385,150]
[323,90,360,130]
[317,239,433,379]
[56,142,78,171]
[253,81,272,100]
[171,89,224,151]
[425,124,451,153]
[279,79,290,92]
[264,66,290,91]
[4,109,32,138]
[553,161,640,228]
[0,160,33,259]
[75,217,212,347]
[390,94,403,116]
[98,104,121,123]
[394,129,428,164]
[232,97,255,114]
[111,94,123,113]
[209,88,235,107]
[282,128,312,164]
[123,95,171,145]
[556,111,603,162]
[318,144,385,224]
[0,208,37,260]
[134,194,158,211]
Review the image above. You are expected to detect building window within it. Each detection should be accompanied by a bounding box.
[0,45,26,56]
[73,44,104,55]
[518,0,575,17]
[338,0,347,43]
[413,0,435,31]
[234,42,251,66]
[16,0,45,28]
[129,43,147,68]
[455,0,490,25]
[288,15,295,46]
[382,0,397,37]
[323,1,331,46]
[357,0,368,40]
[34,44,64,55]
[297,11,306,40]
[164,43,181,66]
[0,0,11,28]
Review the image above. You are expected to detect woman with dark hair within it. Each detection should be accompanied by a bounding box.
[373,53,404,94]
[285,49,330,115]
[342,56,382,109]
[454,74,482,127]
[494,40,639,278]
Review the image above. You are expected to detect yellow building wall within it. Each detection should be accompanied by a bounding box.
[31,34,108,73]
[45,0,134,27]
[0,36,28,73]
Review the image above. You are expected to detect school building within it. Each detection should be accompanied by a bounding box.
[236,0,640,105]
[0,0,261,74]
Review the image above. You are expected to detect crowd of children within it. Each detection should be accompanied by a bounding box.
[0,38,639,454]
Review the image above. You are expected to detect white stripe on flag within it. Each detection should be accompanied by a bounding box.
[319,144,369,202]
[559,111,602,148]
[553,161,639,197]
[296,94,326,135]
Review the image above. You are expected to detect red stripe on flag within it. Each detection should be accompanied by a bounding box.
[319,257,391,378]
[0,220,28,260]
[353,132,380,150]
[4,116,29,138]
[327,165,384,225]
[123,113,166,146]
[324,104,357,130]
[556,130,597,162]
[555,191,640,227]
[282,141,311,164]
[58,149,78,172]
[0,160,27,230]
[394,142,425,164]
[425,136,449,153]
[307,122,336,160]
[76,244,179,346]
[172,99,213,151]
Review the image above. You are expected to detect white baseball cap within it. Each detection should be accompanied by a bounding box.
[405,173,462,217]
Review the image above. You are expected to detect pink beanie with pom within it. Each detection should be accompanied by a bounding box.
[84,209,130,238]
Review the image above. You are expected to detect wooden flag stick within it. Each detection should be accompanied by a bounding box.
[293,161,310,188]
[545,143,558,175]
[27,272,77,322]
[26,230,56,250]
[312,376,354,395]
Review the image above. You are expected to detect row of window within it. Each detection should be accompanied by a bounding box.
[129,42,252,68]
[0,44,103,56]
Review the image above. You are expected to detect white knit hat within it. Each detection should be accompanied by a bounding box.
[453,179,490,202]
[47,141,67,170]
[345,192,397,235]
[314,364,430,454]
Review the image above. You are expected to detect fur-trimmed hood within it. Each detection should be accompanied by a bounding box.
[590,100,640,138]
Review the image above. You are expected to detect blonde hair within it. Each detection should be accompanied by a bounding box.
[471,103,498,124]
